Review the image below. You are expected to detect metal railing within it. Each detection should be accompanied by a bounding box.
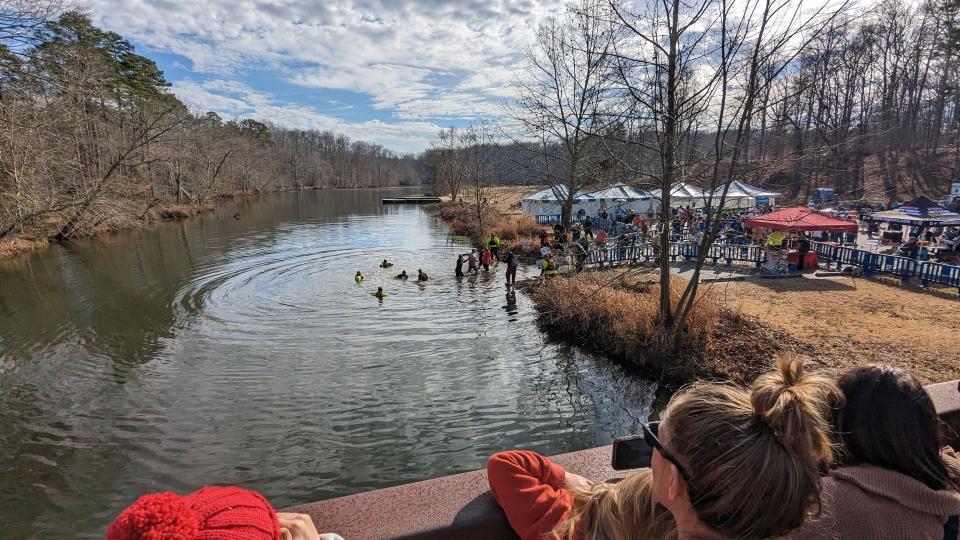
[811,241,960,292]
[562,238,959,294]
[535,215,561,225]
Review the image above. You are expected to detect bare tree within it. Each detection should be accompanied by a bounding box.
[429,127,469,201]
[610,0,846,355]
[461,124,497,238]
[508,0,620,229]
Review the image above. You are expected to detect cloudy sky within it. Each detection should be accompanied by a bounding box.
[87,0,573,153]
[88,0,856,154]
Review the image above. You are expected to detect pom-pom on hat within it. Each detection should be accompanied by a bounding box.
[107,486,281,540]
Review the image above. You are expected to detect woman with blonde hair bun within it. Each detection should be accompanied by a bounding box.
[650,357,839,539]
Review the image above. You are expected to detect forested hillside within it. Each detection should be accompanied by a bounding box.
[0,6,420,256]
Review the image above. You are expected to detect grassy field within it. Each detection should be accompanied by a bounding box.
[711,274,960,383]
[548,267,960,384]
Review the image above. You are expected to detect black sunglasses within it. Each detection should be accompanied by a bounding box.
[642,421,690,481]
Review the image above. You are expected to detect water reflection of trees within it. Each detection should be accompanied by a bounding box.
[529,337,660,448]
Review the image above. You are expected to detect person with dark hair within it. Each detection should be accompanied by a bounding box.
[790,364,960,539]
[796,233,811,271]
[504,252,519,286]
[900,236,921,259]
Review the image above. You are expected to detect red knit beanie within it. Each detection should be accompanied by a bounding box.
[107,486,281,540]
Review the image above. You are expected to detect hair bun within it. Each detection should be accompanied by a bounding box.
[106,492,200,540]
[750,357,838,465]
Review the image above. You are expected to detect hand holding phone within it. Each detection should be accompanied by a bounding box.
[611,434,654,470]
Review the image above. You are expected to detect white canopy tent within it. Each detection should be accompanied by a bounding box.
[650,182,710,208]
[712,181,781,208]
[584,183,659,216]
[651,181,782,209]
[521,187,597,218]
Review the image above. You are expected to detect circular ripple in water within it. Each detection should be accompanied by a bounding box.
[0,192,657,539]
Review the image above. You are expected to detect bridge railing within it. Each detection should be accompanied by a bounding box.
[285,379,960,540]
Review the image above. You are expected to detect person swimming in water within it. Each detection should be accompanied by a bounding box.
[354,271,364,283]
[417,269,429,282]
[380,259,393,268]
[373,287,386,299]
[395,270,408,280]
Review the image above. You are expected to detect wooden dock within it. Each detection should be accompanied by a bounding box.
[382,196,441,204]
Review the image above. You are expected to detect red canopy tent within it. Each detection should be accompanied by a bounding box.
[743,207,858,232]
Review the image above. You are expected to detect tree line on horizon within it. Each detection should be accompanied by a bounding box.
[427,0,960,208]
[0,3,421,245]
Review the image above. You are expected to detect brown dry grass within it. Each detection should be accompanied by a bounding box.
[0,233,48,259]
[434,186,546,255]
[152,203,213,220]
[527,273,795,384]
[709,275,960,383]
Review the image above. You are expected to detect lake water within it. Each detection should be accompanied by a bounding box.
[0,189,657,538]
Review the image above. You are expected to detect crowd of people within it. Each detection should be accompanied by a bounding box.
[533,200,960,276]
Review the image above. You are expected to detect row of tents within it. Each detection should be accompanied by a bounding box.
[521,181,782,218]
[739,196,960,233]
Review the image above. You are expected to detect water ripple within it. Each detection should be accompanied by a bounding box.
[0,191,657,539]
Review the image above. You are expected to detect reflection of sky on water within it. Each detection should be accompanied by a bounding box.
[0,190,656,538]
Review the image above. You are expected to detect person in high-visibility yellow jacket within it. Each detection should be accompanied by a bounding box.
[487,234,502,261]
[765,230,786,248]
[354,271,364,283]
[541,255,558,277]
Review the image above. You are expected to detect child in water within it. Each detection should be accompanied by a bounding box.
[373,287,386,299]
[395,270,408,280]
[354,271,364,283]
[380,259,393,268]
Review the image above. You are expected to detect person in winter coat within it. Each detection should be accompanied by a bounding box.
[487,451,675,540]
[481,246,494,271]
[788,364,960,540]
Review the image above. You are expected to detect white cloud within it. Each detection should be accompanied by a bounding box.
[171,79,440,153]
[87,0,567,151]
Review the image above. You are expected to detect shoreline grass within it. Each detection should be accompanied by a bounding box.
[524,272,799,385]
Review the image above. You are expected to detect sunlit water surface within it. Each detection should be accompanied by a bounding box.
[0,189,657,538]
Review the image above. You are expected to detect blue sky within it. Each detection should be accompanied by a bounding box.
[88,0,566,154]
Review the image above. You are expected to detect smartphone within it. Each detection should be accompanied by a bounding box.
[611,434,654,470]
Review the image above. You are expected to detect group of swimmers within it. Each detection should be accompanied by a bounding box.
[354,260,428,299]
